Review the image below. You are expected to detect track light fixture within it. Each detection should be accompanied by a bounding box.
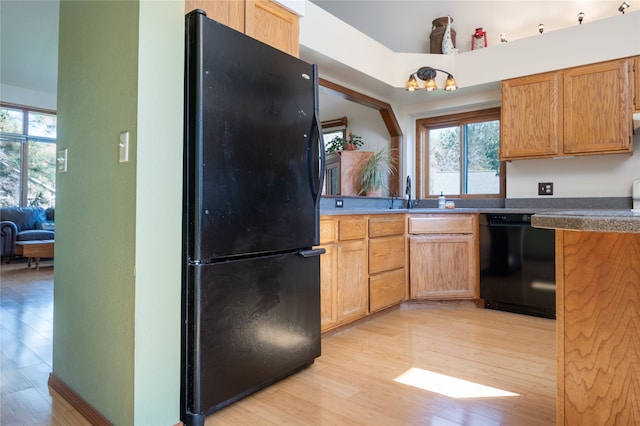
[619,2,630,13]
[406,67,458,92]
[578,12,585,24]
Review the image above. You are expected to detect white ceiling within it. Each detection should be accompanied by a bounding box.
[0,1,59,96]
[0,1,633,105]
[309,0,630,53]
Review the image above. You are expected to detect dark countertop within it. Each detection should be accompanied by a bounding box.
[320,207,577,216]
[532,210,640,233]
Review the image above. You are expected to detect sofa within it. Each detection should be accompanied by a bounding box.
[1,207,55,259]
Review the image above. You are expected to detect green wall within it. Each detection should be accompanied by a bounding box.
[134,1,183,424]
[55,1,182,424]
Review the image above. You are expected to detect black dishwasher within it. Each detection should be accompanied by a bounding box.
[479,214,556,319]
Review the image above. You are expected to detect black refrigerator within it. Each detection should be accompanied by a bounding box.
[181,10,325,426]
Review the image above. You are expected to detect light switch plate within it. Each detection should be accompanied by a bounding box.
[56,148,68,172]
[119,131,129,162]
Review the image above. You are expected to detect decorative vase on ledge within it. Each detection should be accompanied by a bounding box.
[430,16,456,54]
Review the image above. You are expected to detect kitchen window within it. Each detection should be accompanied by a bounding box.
[0,103,57,208]
[415,107,504,198]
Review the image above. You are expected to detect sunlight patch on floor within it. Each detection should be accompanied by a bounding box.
[394,367,519,399]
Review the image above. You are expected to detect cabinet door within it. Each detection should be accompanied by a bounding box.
[245,0,299,57]
[501,71,562,159]
[337,239,368,322]
[319,244,338,332]
[185,0,245,32]
[369,236,405,274]
[370,268,405,313]
[563,58,632,154]
[410,234,476,299]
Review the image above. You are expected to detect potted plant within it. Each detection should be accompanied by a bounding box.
[325,132,364,152]
[358,147,397,197]
[344,132,363,150]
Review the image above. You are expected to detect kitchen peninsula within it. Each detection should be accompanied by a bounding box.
[532,210,640,425]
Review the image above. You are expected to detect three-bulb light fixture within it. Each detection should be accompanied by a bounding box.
[406,67,458,92]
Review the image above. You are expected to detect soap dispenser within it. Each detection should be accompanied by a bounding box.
[438,192,446,209]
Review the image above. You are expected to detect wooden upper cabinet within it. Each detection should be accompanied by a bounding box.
[501,58,634,160]
[501,71,562,159]
[563,58,632,155]
[185,0,245,32]
[185,0,299,57]
[246,0,299,57]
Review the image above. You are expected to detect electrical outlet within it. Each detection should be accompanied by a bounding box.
[335,199,344,208]
[538,182,553,195]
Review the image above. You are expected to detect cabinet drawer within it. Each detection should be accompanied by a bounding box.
[339,218,367,241]
[370,268,405,312]
[320,219,338,244]
[409,215,474,234]
[369,216,405,238]
[369,236,405,274]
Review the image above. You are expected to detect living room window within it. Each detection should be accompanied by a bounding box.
[0,103,57,208]
[415,107,504,199]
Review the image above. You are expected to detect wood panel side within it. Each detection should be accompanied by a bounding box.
[561,231,640,425]
[556,230,565,426]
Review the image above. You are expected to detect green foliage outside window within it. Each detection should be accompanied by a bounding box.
[0,106,57,208]
[420,108,502,197]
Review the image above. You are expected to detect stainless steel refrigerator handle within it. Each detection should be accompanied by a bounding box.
[299,248,326,257]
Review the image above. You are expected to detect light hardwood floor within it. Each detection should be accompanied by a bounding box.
[207,303,556,425]
[1,260,90,425]
[1,262,556,425]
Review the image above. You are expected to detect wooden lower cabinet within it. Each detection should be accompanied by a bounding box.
[320,213,481,331]
[368,215,407,312]
[410,234,476,299]
[370,268,405,312]
[319,244,338,330]
[336,239,368,323]
[319,216,369,332]
[409,214,479,300]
